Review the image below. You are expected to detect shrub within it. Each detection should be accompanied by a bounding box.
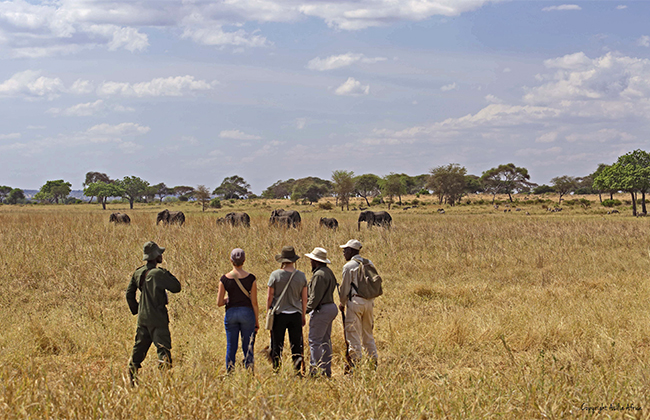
[602,199,622,207]
[371,197,382,206]
[418,189,430,195]
[210,198,222,209]
[179,196,189,202]
[163,196,179,203]
[412,199,420,206]
[319,201,333,210]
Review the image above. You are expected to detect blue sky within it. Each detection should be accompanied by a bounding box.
[1,0,649,193]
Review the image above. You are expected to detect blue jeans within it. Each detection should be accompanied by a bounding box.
[224,306,256,371]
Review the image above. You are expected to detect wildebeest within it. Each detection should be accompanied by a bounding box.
[358,210,392,230]
[217,212,251,227]
[109,213,131,224]
[269,209,301,228]
[156,209,185,226]
[319,217,338,230]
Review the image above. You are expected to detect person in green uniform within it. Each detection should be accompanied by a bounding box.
[126,241,181,384]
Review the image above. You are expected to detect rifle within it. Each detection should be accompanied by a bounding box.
[340,306,353,374]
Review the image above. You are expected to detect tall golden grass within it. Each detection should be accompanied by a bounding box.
[1,197,649,419]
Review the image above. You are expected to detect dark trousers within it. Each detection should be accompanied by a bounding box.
[271,312,303,372]
[129,324,172,372]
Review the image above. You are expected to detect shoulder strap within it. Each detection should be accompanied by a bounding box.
[272,270,297,313]
[232,272,251,300]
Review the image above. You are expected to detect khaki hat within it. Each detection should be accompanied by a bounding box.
[339,239,362,250]
[305,247,331,264]
[143,241,165,261]
[275,246,300,263]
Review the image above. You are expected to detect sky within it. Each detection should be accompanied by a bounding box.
[1,0,650,194]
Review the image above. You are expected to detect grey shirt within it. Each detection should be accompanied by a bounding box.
[268,269,308,314]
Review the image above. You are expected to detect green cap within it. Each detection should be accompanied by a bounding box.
[143,241,165,261]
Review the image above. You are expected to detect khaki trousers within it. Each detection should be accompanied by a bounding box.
[344,296,378,362]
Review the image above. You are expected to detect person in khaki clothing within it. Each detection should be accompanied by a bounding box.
[126,241,181,384]
[339,239,378,368]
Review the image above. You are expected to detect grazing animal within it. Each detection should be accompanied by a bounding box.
[269,209,301,228]
[156,209,185,226]
[220,212,251,227]
[437,208,445,214]
[270,214,294,228]
[358,210,392,230]
[402,207,411,211]
[109,213,131,224]
[319,217,339,230]
[608,209,620,214]
[525,212,530,215]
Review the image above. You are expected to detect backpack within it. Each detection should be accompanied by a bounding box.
[352,258,383,299]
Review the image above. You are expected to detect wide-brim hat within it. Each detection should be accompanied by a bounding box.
[275,246,300,263]
[339,239,362,250]
[143,241,165,261]
[305,247,331,264]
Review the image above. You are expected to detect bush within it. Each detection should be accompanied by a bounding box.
[476,199,486,205]
[210,198,222,209]
[371,197,382,206]
[412,199,420,206]
[318,201,333,210]
[179,196,189,202]
[418,189,430,195]
[602,199,622,207]
[163,196,179,203]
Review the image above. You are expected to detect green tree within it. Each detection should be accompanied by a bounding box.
[428,164,467,205]
[195,185,211,212]
[173,186,195,201]
[607,150,650,215]
[154,183,170,203]
[84,181,125,210]
[332,170,355,210]
[83,172,111,203]
[35,180,72,204]
[382,173,406,209]
[117,176,150,209]
[354,174,381,206]
[291,178,330,203]
[481,163,535,203]
[262,179,295,199]
[591,164,616,203]
[464,175,484,194]
[550,175,578,204]
[533,184,555,194]
[213,176,252,199]
[0,186,12,202]
[6,188,25,204]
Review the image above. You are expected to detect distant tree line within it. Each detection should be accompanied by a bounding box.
[3,151,650,213]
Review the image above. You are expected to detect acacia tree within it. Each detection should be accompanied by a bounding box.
[0,186,12,202]
[6,188,25,204]
[35,180,72,204]
[195,185,211,211]
[173,186,195,201]
[596,150,650,216]
[332,170,355,210]
[213,176,252,199]
[262,179,295,199]
[83,172,111,203]
[591,164,616,202]
[550,175,578,204]
[382,173,406,209]
[154,183,170,203]
[481,163,534,203]
[84,181,125,210]
[291,177,330,203]
[118,176,149,209]
[428,164,467,205]
[354,174,381,206]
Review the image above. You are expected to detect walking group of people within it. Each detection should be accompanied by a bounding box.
[126,239,380,382]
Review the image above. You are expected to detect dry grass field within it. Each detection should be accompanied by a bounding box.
[1,196,650,419]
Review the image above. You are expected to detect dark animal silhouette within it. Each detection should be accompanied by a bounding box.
[269,209,301,228]
[217,212,251,227]
[109,213,131,224]
[156,209,185,226]
[358,210,392,230]
[319,217,339,230]
[271,215,293,228]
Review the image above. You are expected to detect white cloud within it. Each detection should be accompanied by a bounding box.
[295,118,307,130]
[86,122,150,136]
[485,94,503,104]
[0,70,65,100]
[565,129,635,143]
[441,82,457,92]
[69,79,95,95]
[542,5,582,12]
[503,67,512,73]
[48,100,105,117]
[0,132,21,140]
[117,141,143,154]
[335,77,370,96]
[617,5,628,10]
[306,53,387,71]
[86,24,149,52]
[181,26,269,48]
[638,36,650,48]
[219,130,262,140]
[97,76,216,97]
[536,132,558,143]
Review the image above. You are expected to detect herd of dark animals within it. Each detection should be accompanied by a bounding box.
[109,208,393,230]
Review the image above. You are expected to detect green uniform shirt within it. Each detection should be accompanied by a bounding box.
[306,265,337,313]
[126,262,181,328]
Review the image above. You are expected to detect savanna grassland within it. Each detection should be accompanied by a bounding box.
[1,196,650,419]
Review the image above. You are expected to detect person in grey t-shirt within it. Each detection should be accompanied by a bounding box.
[267,246,308,373]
